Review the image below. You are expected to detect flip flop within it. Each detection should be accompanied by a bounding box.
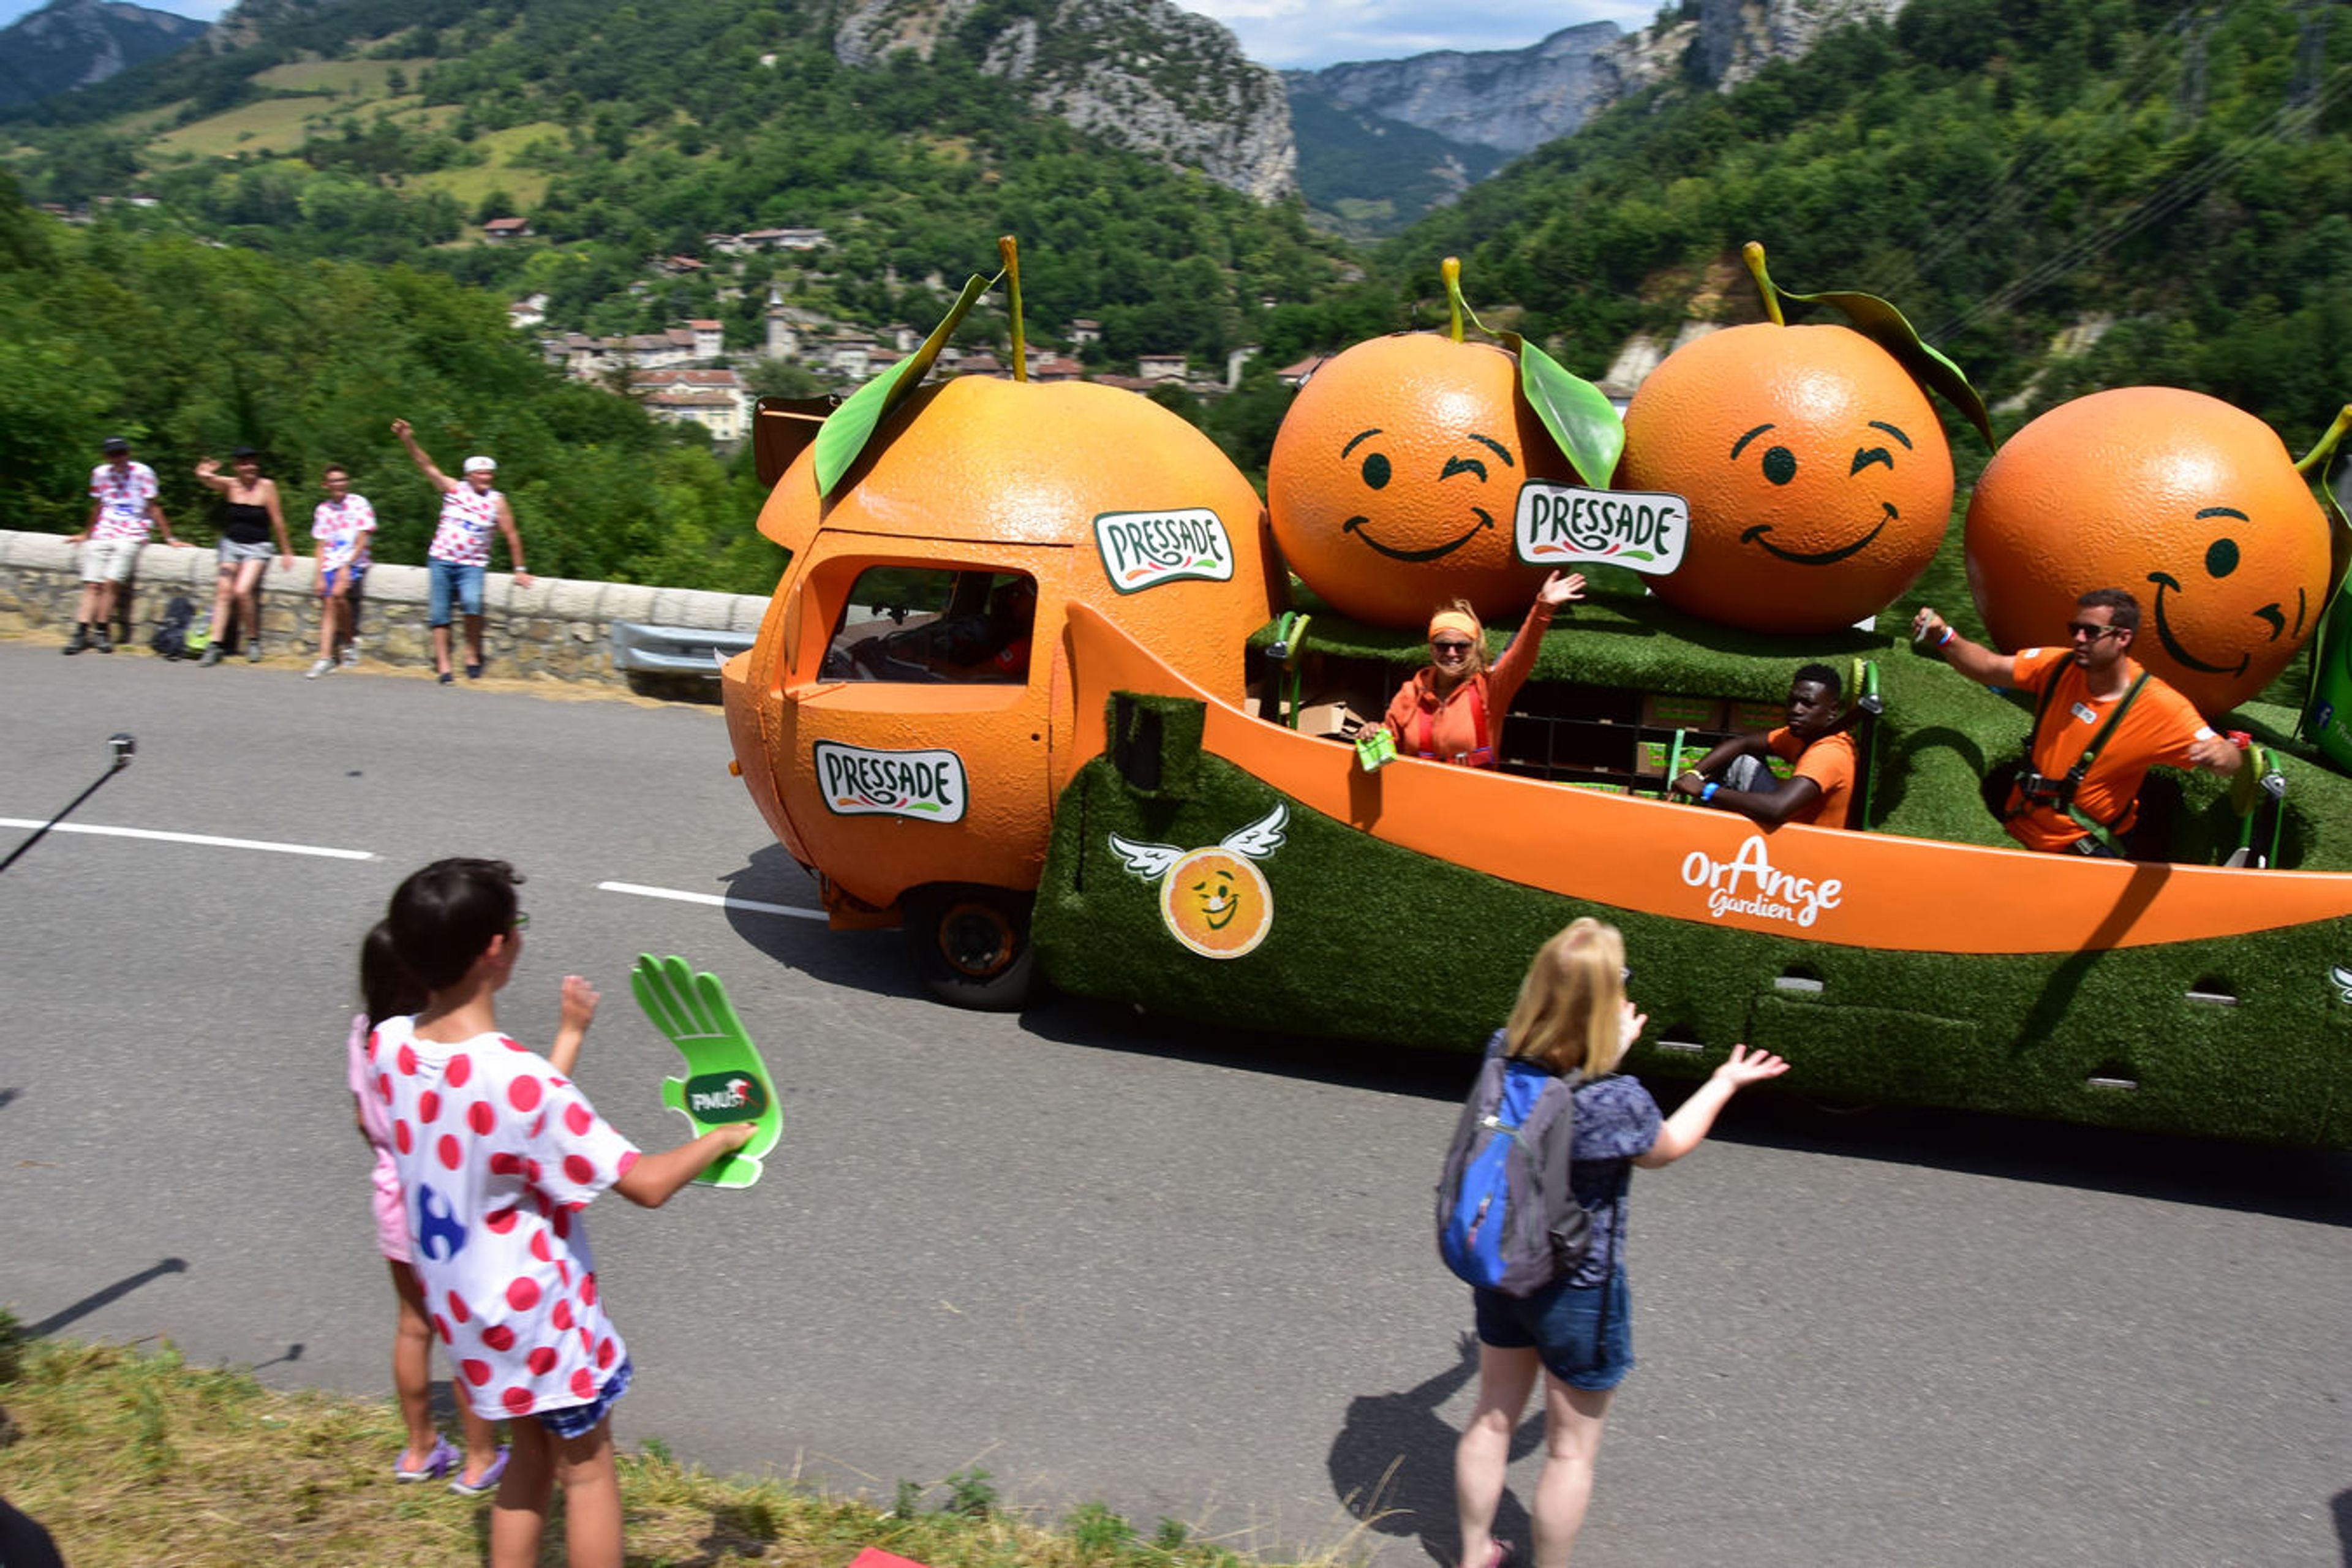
[393,1435,458,1482]
[449,1445,510,1497]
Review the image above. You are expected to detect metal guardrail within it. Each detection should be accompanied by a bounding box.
[609,620,757,677]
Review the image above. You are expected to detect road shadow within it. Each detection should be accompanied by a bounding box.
[1695,1090,2352,1227]
[1327,1332,1539,1565]
[2332,1486,2352,1567]
[26,1257,189,1336]
[711,848,2352,1225]
[714,844,925,1004]
[0,1087,18,1112]
[1020,992,1475,1101]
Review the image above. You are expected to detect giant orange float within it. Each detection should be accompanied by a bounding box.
[720,239,2352,1147]
[1966,386,2343,716]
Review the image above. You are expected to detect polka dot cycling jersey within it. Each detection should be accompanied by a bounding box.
[370,1016,641,1419]
[88,462,159,541]
[311,495,376,572]
[428,485,502,567]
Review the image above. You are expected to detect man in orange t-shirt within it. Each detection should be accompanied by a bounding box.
[1913,589,2242,856]
[1673,663,1858,828]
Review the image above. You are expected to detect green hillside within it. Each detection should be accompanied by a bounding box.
[1380,0,2352,448]
[1,0,1357,366]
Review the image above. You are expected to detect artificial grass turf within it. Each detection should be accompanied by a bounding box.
[1032,692,2352,1147]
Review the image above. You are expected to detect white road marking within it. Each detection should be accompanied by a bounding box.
[595,880,827,921]
[0,818,374,861]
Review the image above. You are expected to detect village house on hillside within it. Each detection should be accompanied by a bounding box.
[481,216,529,241]
[631,367,749,443]
[549,319,726,380]
[1136,352,1186,383]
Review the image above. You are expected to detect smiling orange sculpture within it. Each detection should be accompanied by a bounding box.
[1616,322,1954,634]
[1268,333,1569,628]
[1965,386,2334,716]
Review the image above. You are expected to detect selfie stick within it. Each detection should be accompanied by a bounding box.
[0,734,136,875]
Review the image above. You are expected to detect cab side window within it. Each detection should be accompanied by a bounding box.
[821,568,1037,684]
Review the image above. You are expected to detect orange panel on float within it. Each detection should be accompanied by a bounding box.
[1058,603,2352,956]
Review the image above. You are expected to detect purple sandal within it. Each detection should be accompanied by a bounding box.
[393,1436,458,1482]
[449,1446,510,1497]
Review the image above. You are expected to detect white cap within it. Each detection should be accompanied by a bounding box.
[462,455,497,474]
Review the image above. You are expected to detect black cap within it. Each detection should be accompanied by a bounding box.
[230,445,258,459]
[100,436,129,454]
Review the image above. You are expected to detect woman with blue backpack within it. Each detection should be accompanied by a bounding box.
[1442,918,1787,1568]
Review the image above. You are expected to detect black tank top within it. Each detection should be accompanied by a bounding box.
[222,499,271,545]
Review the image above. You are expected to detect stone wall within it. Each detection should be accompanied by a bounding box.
[0,529,771,692]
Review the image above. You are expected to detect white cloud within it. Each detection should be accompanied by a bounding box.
[1179,0,1658,70]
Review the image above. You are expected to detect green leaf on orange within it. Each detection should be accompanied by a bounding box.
[1504,333,1624,488]
[1775,284,1994,450]
[814,270,995,499]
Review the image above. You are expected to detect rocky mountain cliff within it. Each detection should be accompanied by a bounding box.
[0,0,210,112]
[1295,0,1907,157]
[834,0,1296,202]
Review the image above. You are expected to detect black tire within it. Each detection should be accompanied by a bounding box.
[902,884,1039,1011]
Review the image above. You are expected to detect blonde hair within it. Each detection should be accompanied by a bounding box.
[1502,918,1626,1077]
[1428,598,1490,676]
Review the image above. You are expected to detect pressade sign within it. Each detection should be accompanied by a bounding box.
[1515,481,1691,576]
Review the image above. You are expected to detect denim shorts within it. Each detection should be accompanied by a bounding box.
[1473,1266,1634,1391]
[428,558,486,626]
[318,565,366,595]
[537,1355,631,1438]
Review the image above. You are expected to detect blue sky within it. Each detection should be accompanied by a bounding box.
[1,0,1655,71]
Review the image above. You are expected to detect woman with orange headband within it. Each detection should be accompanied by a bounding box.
[1360,571,1586,768]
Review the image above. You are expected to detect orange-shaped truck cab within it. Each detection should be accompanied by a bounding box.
[720,379,1285,1002]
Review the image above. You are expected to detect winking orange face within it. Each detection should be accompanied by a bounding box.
[1269,333,1567,629]
[1618,322,1955,635]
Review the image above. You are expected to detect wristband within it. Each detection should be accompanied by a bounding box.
[1701,782,1720,803]
[1938,625,1955,647]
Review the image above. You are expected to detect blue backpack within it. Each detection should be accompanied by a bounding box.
[1436,1055,1589,1295]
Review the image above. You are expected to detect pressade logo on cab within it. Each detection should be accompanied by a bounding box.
[813,742,967,823]
[1514,482,1690,576]
[1095,508,1235,592]
[1681,834,1843,929]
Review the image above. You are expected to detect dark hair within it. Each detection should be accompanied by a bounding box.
[322,463,349,479]
[2076,587,2141,631]
[360,920,428,1026]
[386,858,524,991]
[1792,662,1842,699]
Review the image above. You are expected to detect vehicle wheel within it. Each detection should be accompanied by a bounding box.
[902,884,1039,1011]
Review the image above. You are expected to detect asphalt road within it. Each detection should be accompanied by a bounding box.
[3,640,2348,1567]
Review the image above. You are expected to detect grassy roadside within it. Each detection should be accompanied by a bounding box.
[0,1322,1354,1568]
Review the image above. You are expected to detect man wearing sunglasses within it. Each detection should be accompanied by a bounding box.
[1912,589,2241,857]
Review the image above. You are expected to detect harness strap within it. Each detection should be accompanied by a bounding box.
[2008,666,2150,853]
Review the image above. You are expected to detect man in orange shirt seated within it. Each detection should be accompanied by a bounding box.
[1672,663,1858,829]
[1912,588,2242,856]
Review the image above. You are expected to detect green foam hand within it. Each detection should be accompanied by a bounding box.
[632,954,779,1189]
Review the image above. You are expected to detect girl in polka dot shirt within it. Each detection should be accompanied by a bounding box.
[377,859,754,1568]
[352,925,601,1493]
